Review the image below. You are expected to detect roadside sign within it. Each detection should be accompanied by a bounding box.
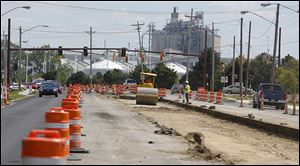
[221,76,228,83]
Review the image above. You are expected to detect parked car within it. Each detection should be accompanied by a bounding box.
[123,79,137,89]
[222,84,254,94]
[171,84,184,94]
[9,83,27,91]
[26,82,39,89]
[39,82,59,97]
[32,78,45,88]
[253,83,286,110]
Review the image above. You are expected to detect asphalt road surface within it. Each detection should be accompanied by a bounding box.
[68,93,221,165]
[1,93,65,165]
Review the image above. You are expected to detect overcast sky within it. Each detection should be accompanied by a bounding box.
[1,1,299,59]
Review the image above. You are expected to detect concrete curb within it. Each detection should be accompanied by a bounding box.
[10,93,38,103]
[119,95,136,100]
[159,97,299,141]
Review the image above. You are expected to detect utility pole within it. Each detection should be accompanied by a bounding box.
[86,27,96,84]
[267,35,270,54]
[278,27,281,66]
[239,17,244,107]
[148,22,152,68]
[211,22,215,92]
[232,35,236,86]
[7,18,11,98]
[203,29,208,88]
[132,21,144,73]
[18,26,22,90]
[3,32,7,91]
[24,41,29,83]
[185,8,198,82]
[245,21,251,96]
[271,4,280,84]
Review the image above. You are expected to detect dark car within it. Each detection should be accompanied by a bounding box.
[45,80,63,94]
[39,82,59,97]
[171,84,184,94]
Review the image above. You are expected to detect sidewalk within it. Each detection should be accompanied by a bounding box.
[164,91,299,130]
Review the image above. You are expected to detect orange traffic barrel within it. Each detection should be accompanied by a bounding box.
[65,108,81,150]
[215,90,223,104]
[22,130,67,165]
[51,107,81,150]
[46,108,70,155]
[62,99,79,109]
[209,91,215,103]
[188,91,192,99]
[158,88,167,97]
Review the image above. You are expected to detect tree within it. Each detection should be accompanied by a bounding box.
[92,72,104,84]
[223,56,249,87]
[151,63,177,88]
[66,71,90,85]
[276,55,299,94]
[251,52,273,90]
[56,64,73,85]
[128,64,151,83]
[42,71,57,80]
[179,48,222,91]
[103,69,128,85]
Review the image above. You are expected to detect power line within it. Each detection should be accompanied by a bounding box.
[252,16,276,39]
[221,40,299,47]
[1,26,136,34]
[22,1,295,15]
[26,1,172,15]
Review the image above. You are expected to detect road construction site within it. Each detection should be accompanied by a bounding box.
[69,92,298,165]
[1,86,299,165]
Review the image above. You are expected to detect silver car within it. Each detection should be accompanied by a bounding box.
[222,85,253,94]
[171,84,183,94]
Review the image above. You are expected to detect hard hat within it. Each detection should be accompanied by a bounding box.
[186,81,189,84]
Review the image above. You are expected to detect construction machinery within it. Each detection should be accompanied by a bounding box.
[136,72,158,105]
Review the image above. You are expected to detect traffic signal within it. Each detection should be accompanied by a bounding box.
[83,46,88,57]
[125,56,128,62]
[58,46,63,56]
[121,47,127,57]
[160,51,164,61]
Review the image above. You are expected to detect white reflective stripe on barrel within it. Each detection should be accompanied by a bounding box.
[69,120,80,125]
[70,134,80,141]
[66,140,70,146]
[22,157,67,165]
[46,123,69,129]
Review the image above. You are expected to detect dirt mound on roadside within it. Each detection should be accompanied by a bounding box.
[185,132,233,164]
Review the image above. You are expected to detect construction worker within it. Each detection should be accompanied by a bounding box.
[184,81,191,104]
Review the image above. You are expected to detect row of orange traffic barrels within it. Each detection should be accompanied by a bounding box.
[22,84,83,165]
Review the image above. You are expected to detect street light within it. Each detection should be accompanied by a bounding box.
[241,8,278,84]
[22,40,29,83]
[18,25,49,89]
[261,3,299,13]
[240,10,274,24]
[1,6,31,16]
[259,2,299,83]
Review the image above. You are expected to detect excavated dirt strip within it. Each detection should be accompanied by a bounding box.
[119,99,299,165]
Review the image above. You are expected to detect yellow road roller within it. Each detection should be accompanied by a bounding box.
[136,72,158,105]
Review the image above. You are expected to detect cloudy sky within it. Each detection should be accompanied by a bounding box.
[1,1,299,59]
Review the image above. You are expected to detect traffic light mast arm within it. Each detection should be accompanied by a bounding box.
[10,47,200,57]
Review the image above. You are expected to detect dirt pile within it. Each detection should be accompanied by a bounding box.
[185,132,230,163]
